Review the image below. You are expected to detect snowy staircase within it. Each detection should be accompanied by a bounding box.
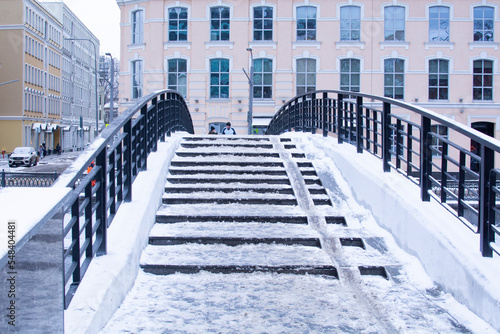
[140,135,339,276]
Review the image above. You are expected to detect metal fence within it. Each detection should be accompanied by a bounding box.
[266,90,500,257]
[1,170,59,187]
[8,90,193,310]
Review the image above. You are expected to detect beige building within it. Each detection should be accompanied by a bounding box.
[116,0,499,140]
[0,0,101,154]
[0,0,63,153]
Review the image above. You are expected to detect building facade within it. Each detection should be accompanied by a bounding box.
[0,0,63,153]
[0,0,100,154]
[42,1,101,151]
[116,0,499,140]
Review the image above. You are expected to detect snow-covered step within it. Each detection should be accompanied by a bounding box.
[170,159,284,167]
[183,136,270,142]
[175,151,280,158]
[164,184,295,195]
[181,142,274,149]
[166,175,291,184]
[162,192,298,205]
[168,165,288,176]
[139,243,337,276]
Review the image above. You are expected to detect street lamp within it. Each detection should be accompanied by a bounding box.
[64,38,99,134]
[243,47,254,135]
[105,53,115,124]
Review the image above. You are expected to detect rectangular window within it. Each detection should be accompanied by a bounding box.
[253,58,272,99]
[132,60,143,99]
[297,6,317,41]
[254,6,273,41]
[340,6,361,41]
[431,125,448,156]
[132,10,143,44]
[296,58,316,95]
[429,59,449,100]
[168,59,187,97]
[474,6,494,41]
[169,7,188,41]
[211,7,230,41]
[473,60,493,101]
[384,59,404,99]
[384,6,405,41]
[340,59,360,93]
[210,59,229,98]
[429,6,449,42]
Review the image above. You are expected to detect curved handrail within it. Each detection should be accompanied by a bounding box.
[267,90,500,257]
[49,89,193,308]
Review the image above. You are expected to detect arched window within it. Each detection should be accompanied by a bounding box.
[296,58,316,95]
[210,7,230,41]
[168,59,187,97]
[384,58,404,99]
[210,59,229,98]
[131,60,143,99]
[297,6,317,41]
[132,10,144,44]
[253,58,272,99]
[168,7,188,41]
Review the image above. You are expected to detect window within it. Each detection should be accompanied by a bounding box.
[132,60,143,99]
[340,6,361,41]
[429,6,449,42]
[384,6,405,41]
[210,59,229,98]
[211,7,230,41]
[429,59,449,100]
[431,125,448,156]
[168,7,188,41]
[254,6,273,41]
[253,59,272,99]
[296,58,316,95]
[132,10,144,44]
[473,6,494,41]
[473,60,493,101]
[297,6,317,41]
[384,59,404,99]
[168,59,187,97]
[340,59,360,93]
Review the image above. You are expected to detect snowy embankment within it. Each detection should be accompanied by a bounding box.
[64,135,181,334]
[299,133,500,332]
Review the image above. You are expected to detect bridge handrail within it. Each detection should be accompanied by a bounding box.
[266,90,500,257]
[45,89,192,308]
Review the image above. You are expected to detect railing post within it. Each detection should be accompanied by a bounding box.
[356,96,363,153]
[140,105,148,171]
[96,147,107,255]
[420,115,432,201]
[1,169,5,187]
[152,96,158,152]
[480,146,495,257]
[382,102,391,173]
[159,93,166,142]
[440,142,449,203]
[322,92,328,137]
[337,93,344,144]
[124,119,132,202]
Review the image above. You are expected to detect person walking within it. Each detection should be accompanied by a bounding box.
[38,144,44,159]
[221,122,236,135]
[209,126,218,134]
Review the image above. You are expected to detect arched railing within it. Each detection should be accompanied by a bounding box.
[267,90,500,257]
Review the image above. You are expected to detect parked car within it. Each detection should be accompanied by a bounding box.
[8,147,38,167]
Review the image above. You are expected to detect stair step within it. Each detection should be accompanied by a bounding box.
[170,160,284,167]
[176,152,280,158]
[162,197,297,205]
[140,264,338,276]
[183,136,270,142]
[155,215,309,224]
[312,198,332,206]
[168,168,287,176]
[165,186,294,195]
[148,236,321,247]
[166,177,291,184]
[181,143,274,149]
[140,243,334,267]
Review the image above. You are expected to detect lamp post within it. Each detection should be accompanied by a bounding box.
[64,38,99,134]
[105,53,115,124]
[245,48,254,135]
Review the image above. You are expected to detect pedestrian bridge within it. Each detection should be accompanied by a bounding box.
[1,90,500,333]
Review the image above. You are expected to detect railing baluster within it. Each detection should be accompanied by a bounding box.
[480,146,495,257]
[420,116,432,201]
[382,102,391,173]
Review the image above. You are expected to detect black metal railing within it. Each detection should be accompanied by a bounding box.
[46,90,192,308]
[1,170,59,187]
[266,90,500,257]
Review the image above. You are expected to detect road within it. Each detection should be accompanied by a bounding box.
[0,151,81,174]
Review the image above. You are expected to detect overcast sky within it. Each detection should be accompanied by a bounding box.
[62,0,121,58]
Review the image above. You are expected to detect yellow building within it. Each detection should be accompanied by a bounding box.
[0,0,62,153]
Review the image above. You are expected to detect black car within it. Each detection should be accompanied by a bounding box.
[8,147,38,167]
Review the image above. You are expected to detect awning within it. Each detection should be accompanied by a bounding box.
[32,122,42,130]
[252,118,272,127]
[62,125,71,131]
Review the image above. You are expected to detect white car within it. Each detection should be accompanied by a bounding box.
[8,147,38,167]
